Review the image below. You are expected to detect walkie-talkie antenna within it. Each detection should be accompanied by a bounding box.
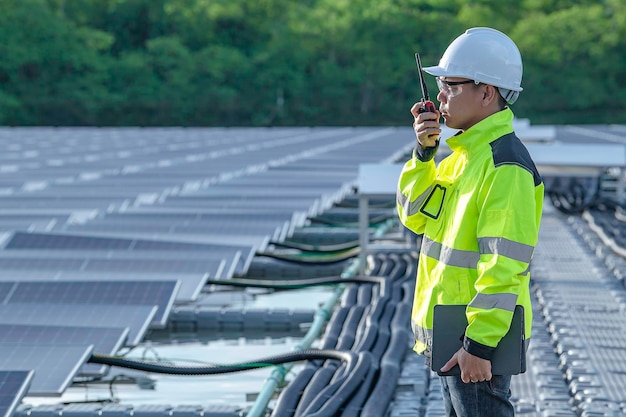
[415,53,430,102]
[413,52,439,141]
[414,52,437,116]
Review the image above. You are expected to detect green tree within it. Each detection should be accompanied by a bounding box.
[512,3,626,123]
[0,0,114,125]
[3,0,626,126]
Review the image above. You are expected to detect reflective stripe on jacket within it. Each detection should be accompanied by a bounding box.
[397,108,544,360]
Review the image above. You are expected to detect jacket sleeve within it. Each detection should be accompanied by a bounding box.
[396,149,437,236]
[463,164,543,359]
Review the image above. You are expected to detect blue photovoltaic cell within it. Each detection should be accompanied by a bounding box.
[4,281,179,327]
[0,324,129,377]
[0,370,34,417]
[0,343,93,396]
[0,304,156,346]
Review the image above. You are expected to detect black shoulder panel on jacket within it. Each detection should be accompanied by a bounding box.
[490,133,542,187]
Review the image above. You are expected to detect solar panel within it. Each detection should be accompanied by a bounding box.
[0,304,156,346]
[0,343,93,396]
[0,324,129,377]
[5,231,244,251]
[0,197,127,210]
[0,249,224,262]
[17,230,269,260]
[102,211,298,223]
[5,281,179,328]
[0,253,226,279]
[4,232,132,250]
[0,272,204,303]
[82,258,223,276]
[2,231,254,275]
[0,370,34,417]
[0,258,84,271]
[63,221,283,236]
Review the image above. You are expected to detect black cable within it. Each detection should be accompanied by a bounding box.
[548,191,587,214]
[360,303,412,417]
[271,366,319,417]
[320,306,350,350]
[255,247,360,264]
[296,352,373,417]
[334,306,366,351]
[271,250,418,417]
[205,275,389,297]
[339,364,379,417]
[364,302,395,359]
[352,298,388,352]
[293,364,340,417]
[334,199,394,209]
[307,213,394,227]
[89,349,355,376]
[269,239,359,253]
[340,284,359,307]
[546,175,602,214]
[356,283,374,305]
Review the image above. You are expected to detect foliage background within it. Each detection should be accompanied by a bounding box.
[0,0,624,126]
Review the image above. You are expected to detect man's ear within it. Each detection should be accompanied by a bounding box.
[481,85,499,107]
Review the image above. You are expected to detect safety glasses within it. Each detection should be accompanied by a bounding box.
[436,78,479,98]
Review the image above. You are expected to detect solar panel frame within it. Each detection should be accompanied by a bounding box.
[4,232,132,250]
[0,324,129,377]
[5,231,252,253]
[4,281,179,328]
[0,248,238,263]
[0,370,34,417]
[0,272,204,303]
[1,231,254,276]
[0,254,232,277]
[0,304,156,346]
[0,343,94,397]
[3,230,266,266]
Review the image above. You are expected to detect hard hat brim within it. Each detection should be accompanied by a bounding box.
[422,66,452,77]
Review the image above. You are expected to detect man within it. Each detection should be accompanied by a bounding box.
[396,27,544,416]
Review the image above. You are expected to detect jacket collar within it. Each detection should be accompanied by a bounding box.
[446,108,515,153]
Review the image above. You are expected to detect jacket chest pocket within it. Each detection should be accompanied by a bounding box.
[419,180,454,221]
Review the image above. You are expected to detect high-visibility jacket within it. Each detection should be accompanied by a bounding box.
[396,108,543,360]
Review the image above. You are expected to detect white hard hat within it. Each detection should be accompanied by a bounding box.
[423,27,523,103]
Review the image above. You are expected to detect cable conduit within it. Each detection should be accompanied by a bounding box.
[88,349,356,376]
[205,275,389,299]
[296,352,373,417]
[270,250,416,417]
[361,303,412,417]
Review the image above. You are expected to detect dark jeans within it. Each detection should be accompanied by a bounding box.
[440,374,514,417]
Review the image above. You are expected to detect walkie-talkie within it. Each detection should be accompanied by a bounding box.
[415,53,437,115]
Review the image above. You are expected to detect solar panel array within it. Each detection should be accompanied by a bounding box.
[0,126,411,410]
